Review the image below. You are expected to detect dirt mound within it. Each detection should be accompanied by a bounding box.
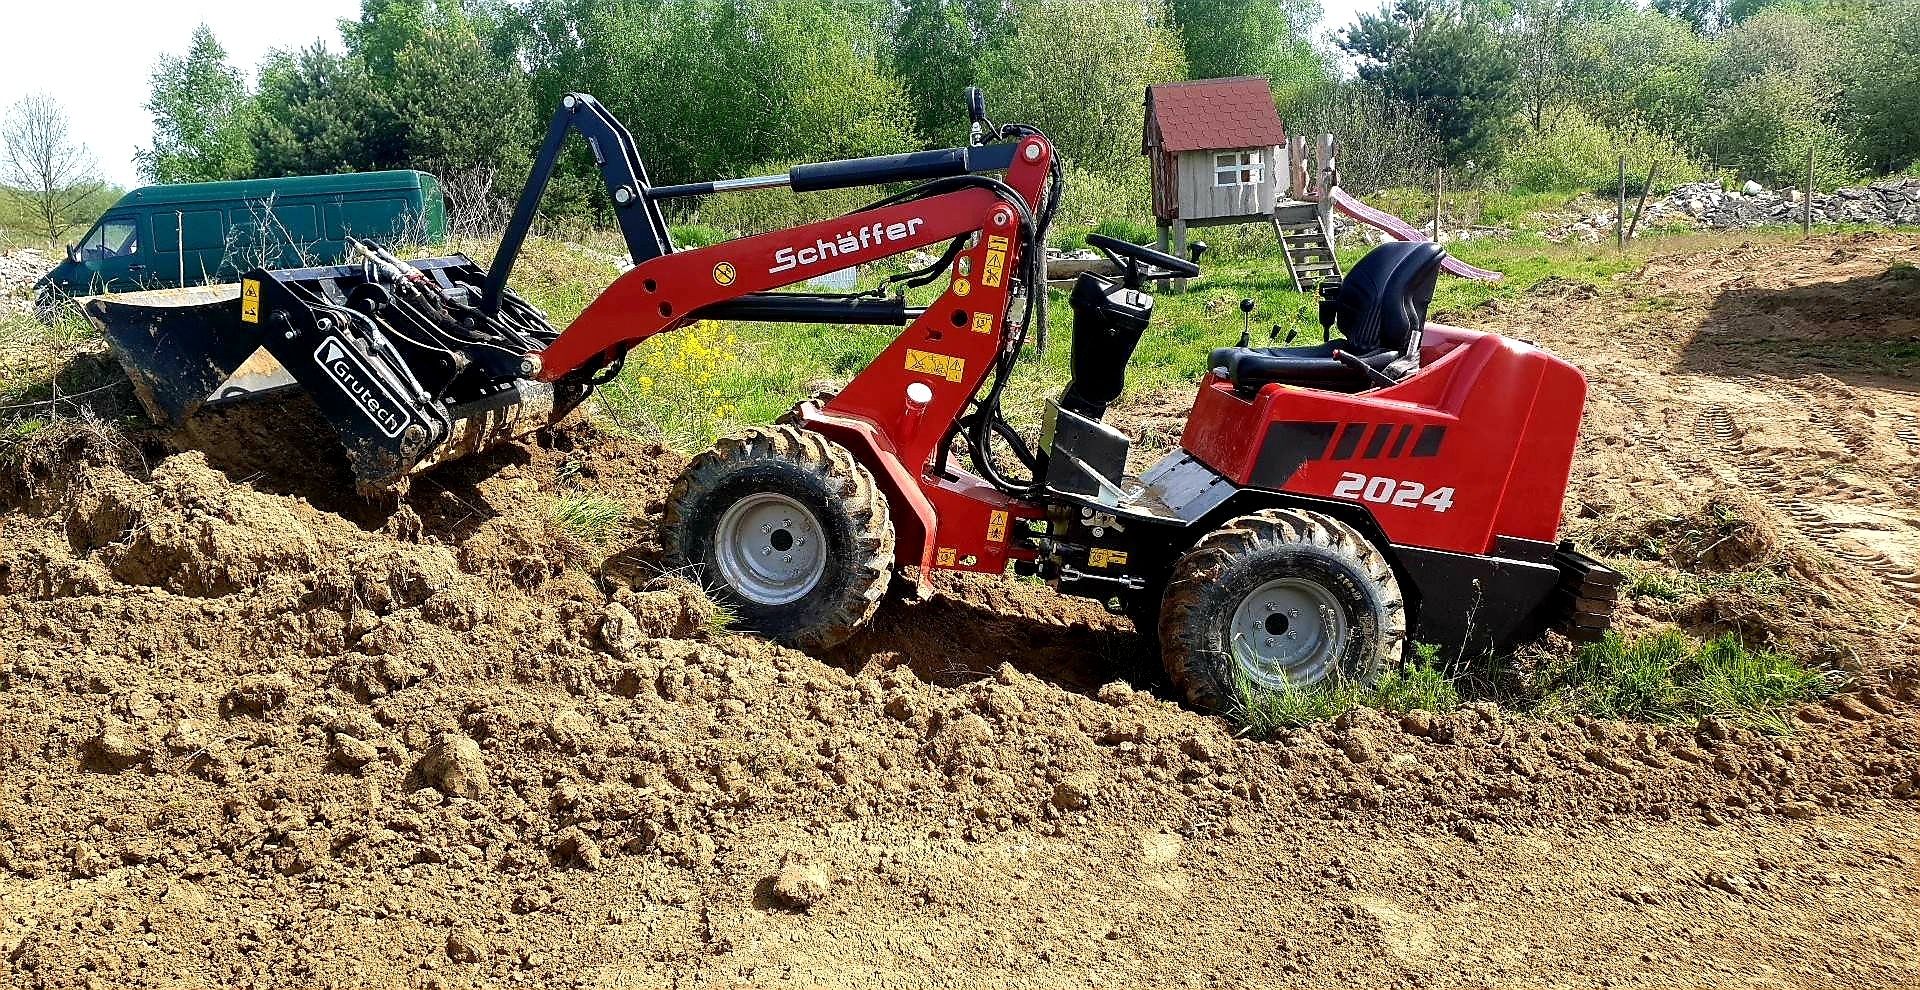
[4,235,1920,986]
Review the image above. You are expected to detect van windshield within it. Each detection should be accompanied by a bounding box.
[80,217,139,261]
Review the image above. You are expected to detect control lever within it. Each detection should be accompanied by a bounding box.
[965,86,993,145]
[1238,298,1255,348]
[1273,324,1297,346]
[1335,349,1401,389]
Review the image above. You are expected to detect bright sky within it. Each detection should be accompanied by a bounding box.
[0,0,1375,190]
[0,2,361,188]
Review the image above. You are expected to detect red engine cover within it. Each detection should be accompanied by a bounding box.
[1179,324,1587,557]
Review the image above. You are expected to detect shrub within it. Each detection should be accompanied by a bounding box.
[669,223,730,249]
[1499,110,1703,195]
[1696,72,1858,189]
[1092,216,1158,247]
[1055,160,1154,235]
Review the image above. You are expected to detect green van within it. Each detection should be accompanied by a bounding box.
[36,169,444,311]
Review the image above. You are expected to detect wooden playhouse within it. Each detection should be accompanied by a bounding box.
[1142,76,1340,290]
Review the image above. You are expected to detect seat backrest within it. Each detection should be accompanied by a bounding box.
[1330,241,1447,355]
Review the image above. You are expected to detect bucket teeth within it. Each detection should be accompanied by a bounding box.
[1549,543,1621,643]
[86,253,590,493]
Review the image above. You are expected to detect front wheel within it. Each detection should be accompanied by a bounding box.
[664,426,894,650]
[1158,508,1406,711]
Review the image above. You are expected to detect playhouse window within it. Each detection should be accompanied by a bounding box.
[1213,151,1263,187]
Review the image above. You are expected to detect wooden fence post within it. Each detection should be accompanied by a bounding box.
[1803,147,1814,236]
[1614,156,1625,252]
[1626,163,1658,243]
[1432,169,1444,241]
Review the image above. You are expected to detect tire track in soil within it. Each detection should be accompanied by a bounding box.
[1694,399,1920,601]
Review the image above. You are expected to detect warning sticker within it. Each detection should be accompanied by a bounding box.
[952,277,972,298]
[905,349,965,383]
[1088,548,1129,569]
[970,312,994,335]
[712,261,737,286]
[240,278,261,324]
[982,235,1010,288]
[936,547,957,567]
[986,510,1008,543]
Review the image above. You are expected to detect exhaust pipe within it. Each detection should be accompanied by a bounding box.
[86,251,589,494]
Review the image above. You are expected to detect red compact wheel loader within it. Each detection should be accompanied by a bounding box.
[89,89,1617,708]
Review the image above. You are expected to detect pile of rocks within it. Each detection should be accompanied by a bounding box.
[0,248,51,315]
[1549,176,1920,242]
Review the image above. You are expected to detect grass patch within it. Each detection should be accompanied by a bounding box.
[1531,630,1839,732]
[548,493,627,546]
[1232,647,1461,735]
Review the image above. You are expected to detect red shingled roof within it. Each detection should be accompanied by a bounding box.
[1144,77,1287,154]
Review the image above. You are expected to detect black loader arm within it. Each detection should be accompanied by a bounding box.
[481,93,675,314]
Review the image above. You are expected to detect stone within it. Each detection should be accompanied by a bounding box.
[445,928,485,963]
[769,858,830,910]
[414,733,489,798]
[224,672,293,716]
[553,827,603,870]
[331,733,378,770]
[1339,728,1380,765]
[547,709,594,750]
[1051,770,1100,811]
[599,602,642,653]
[86,726,147,771]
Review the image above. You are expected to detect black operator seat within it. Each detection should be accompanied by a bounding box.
[1210,241,1447,394]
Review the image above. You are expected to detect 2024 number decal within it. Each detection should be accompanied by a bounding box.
[1333,472,1455,513]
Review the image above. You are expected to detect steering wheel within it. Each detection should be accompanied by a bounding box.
[1085,233,1202,289]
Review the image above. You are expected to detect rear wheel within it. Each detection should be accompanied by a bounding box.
[1159,508,1405,711]
[665,426,893,650]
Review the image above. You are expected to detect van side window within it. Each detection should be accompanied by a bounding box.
[154,210,224,253]
[83,218,140,260]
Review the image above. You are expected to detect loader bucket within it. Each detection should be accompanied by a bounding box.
[88,283,297,425]
[85,252,591,494]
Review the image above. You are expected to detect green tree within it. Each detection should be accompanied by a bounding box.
[522,0,913,185]
[1501,0,1622,132]
[1166,0,1332,113]
[1,92,105,240]
[1847,0,1920,171]
[1652,0,1726,31]
[976,0,1187,173]
[889,0,1028,143]
[1339,0,1518,167]
[1564,9,1710,136]
[339,0,534,179]
[250,44,383,175]
[1697,9,1857,183]
[139,25,256,183]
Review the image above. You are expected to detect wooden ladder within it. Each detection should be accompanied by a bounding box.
[1272,203,1339,293]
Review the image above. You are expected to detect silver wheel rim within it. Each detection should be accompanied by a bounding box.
[713,493,827,606]
[1229,577,1349,690]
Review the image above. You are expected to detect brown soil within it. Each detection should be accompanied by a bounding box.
[3,234,1919,988]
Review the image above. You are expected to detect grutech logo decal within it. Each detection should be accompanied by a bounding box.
[712,261,737,286]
